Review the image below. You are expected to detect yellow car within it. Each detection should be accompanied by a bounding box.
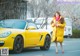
[0,19,51,53]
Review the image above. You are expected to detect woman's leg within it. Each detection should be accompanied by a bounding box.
[55,42,58,54]
[60,42,64,53]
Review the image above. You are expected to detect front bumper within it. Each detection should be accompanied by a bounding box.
[0,36,14,50]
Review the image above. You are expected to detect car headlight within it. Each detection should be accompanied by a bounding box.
[0,40,4,43]
[0,31,11,38]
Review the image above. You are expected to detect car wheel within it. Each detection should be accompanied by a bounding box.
[40,35,51,50]
[13,35,24,53]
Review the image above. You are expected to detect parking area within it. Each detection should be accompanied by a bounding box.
[8,38,80,56]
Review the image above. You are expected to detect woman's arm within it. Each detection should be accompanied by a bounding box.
[51,19,56,27]
[57,22,66,28]
[51,23,55,27]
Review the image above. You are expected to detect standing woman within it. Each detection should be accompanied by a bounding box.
[51,11,66,54]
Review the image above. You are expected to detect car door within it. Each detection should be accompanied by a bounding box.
[25,22,41,46]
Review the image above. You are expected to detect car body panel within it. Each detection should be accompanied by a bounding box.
[0,26,50,50]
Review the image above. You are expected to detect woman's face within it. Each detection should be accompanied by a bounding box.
[56,13,59,17]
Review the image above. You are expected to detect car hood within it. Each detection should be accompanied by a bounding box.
[0,28,24,34]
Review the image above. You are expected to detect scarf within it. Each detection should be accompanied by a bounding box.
[56,16,60,21]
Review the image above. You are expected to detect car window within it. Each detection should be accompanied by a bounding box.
[0,20,26,29]
[27,23,37,29]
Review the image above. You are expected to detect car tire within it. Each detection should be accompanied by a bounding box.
[40,35,51,50]
[13,35,24,53]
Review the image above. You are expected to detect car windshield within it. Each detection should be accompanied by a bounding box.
[0,19,26,29]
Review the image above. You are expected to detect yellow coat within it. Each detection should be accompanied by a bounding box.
[51,17,66,43]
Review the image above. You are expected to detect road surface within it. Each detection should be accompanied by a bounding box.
[10,38,80,56]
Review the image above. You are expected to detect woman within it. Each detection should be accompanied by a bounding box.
[51,11,66,54]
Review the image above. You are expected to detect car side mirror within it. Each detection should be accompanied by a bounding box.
[27,26,36,30]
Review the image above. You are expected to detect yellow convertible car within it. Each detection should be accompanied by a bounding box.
[0,19,51,53]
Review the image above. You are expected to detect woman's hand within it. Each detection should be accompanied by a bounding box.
[56,24,60,27]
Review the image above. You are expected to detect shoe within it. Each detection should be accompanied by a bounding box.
[62,51,64,54]
[56,51,58,54]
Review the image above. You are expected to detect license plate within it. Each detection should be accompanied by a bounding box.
[0,48,9,56]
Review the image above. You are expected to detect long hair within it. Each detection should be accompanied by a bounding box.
[60,17,65,24]
[55,11,64,24]
[55,11,61,17]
